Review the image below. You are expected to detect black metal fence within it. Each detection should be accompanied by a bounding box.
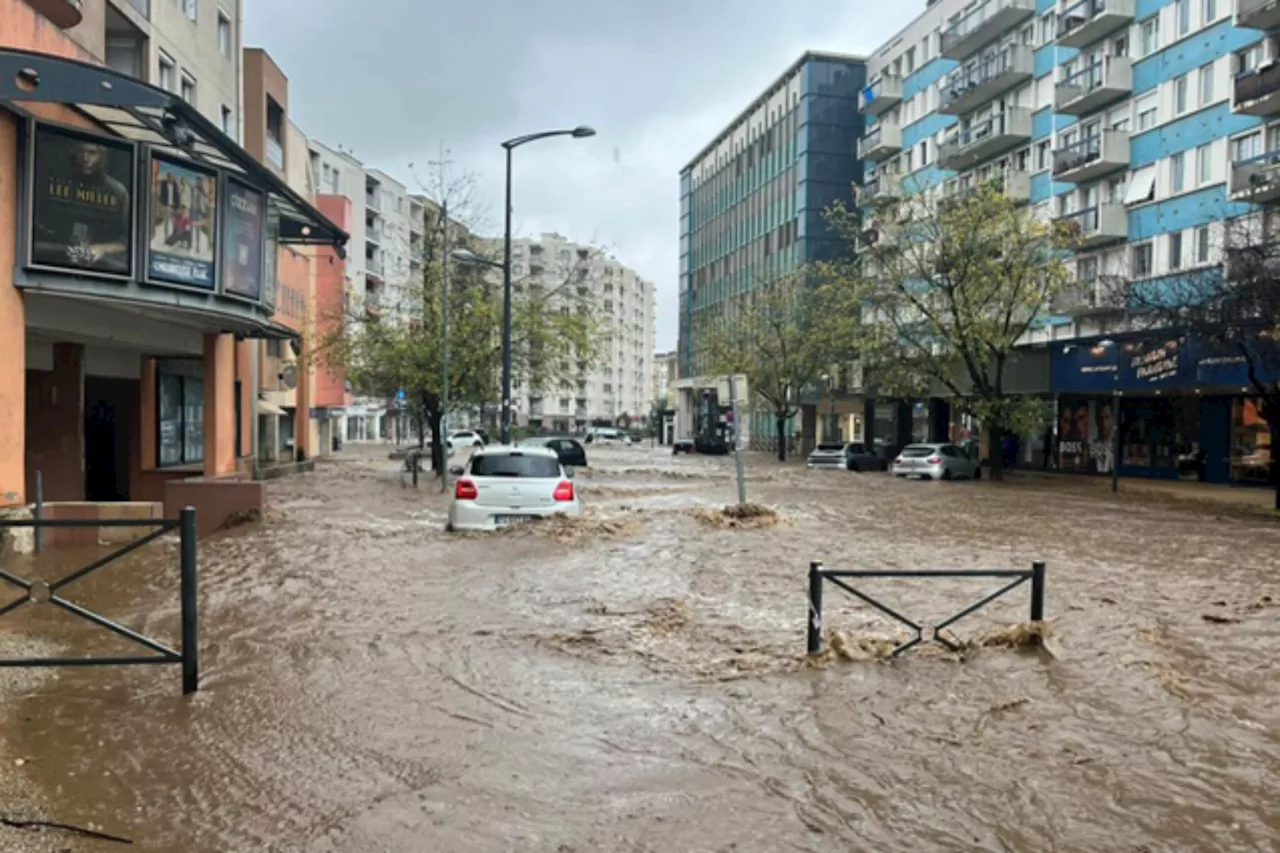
[0,507,199,694]
[807,560,1045,657]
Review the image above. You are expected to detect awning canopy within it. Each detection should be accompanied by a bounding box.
[256,399,287,417]
[0,47,348,255]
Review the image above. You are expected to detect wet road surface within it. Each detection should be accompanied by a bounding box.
[2,444,1279,851]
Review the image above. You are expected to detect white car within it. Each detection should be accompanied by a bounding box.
[446,445,582,532]
[586,428,632,446]
[446,430,485,451]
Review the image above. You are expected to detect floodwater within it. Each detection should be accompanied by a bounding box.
[2,444,1279,852]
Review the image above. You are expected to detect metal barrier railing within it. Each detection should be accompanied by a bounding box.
[0,507,199,694]
[807,560,1045,657]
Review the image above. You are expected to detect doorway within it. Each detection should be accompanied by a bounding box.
[85,376,136,501]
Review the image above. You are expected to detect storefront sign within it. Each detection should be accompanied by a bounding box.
[147,154,217,289]
[221,178,265,301]
[28,125,135,278]
[1053,337,1185,392]
[1123,339,1180,387]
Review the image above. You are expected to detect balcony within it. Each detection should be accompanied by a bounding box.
[1057,0,1135,48]
[1230,149,1280,202]
[1052,129,1130,183]
[365,189,380,212]
[1226,240,1280,279]
[1055,56,1132,115]
[940,46,1034,115]
[1234,61,1280,115]
[1055,202,1128,249]
[945,168,1032,204]
[941,0,1036,60]
[410,247,424,265]
[1237,0,1280,31]
[857,172,903,205]
[859,75,903,116]
[366,257,385,280]
[858,121,902,161]
[366,223,381,244]
[937,108,1031,171]
[1051,276,1125,315]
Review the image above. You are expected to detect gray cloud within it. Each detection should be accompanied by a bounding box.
[246,0,921,348]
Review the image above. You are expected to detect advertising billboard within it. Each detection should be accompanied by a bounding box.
[221,178,266,301]
[147,154,217,288]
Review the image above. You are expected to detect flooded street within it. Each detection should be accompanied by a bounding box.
[3,444,1280,852]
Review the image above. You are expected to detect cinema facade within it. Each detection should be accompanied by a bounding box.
[0,48,347,536]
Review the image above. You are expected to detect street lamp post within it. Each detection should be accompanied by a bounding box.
[498,126,596,445]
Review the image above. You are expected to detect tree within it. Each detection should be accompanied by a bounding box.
[823,182,1076,480]
[317,163,601,477]
[1122,216,1280,509]
[700,271,857,461]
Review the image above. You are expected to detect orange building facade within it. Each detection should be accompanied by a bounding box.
[0,2,346,538]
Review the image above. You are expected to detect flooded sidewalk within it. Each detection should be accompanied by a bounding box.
[2,444,1279,851]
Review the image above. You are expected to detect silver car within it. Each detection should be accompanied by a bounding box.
[891,443,981,481]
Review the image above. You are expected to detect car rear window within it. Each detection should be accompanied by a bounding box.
[902,446,937,457]
[470,454,561,478]
[847,443,866,453]
[815,443,844,452]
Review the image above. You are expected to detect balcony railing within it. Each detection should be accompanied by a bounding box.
[941,0,1036,59]
[366,224,381,244]
[1054,56,1132,115]
[1057,0,1135,48]
[365,190,380,212]
[1236,0,1280,32]
[859,75,904,116]
[945,169,1032,204]
[1230,148,1280,202]
[1234,61,1280,115]
[122,0,149,16]
[939,45,1034,115]
[858,172,903,205]
[858,121,902,160]
[936,107,1031,171]
[1052,129,1130,182]
[366,257,384,279]
[1054,202,1128,248]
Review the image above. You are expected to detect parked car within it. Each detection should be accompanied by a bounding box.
[446,430,485,451]
[672,438,696,455]
[473,428,492,445]
[585,428,632,445]
[446,446,581,532]
[806,441,888,472]
[518,435,588,468]
[890,443,981,481]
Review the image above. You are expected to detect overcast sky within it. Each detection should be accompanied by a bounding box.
[245,1,922,351]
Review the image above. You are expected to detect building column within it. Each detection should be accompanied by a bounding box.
[293,335,311,460]
[236,338,253,467]
[0,114,25,507]
[203,333,237,477]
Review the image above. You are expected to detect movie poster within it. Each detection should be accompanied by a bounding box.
[148,155,217,288]
[30,126,134,276]
[221,179,265,301]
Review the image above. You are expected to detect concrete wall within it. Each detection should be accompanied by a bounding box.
[24,343,85,503]
[151,0,241,131]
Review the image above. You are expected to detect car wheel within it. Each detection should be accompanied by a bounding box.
[941,468,952,481]
[445,521,454,532]
[973,467,982,480]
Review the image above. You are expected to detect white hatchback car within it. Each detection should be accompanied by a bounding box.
[446,430,485,451]
[446,445,582,532]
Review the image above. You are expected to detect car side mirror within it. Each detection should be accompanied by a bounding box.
[449,466,464,477]
[564,466,576,479]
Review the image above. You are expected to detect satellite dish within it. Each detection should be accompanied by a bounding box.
[279,363,298,390]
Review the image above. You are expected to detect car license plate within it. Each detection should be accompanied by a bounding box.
[494,515,534,527]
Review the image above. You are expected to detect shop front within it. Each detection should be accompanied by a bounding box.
[1051,335,1274,485]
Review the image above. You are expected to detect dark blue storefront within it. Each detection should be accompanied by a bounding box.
[1050,335,1274,485]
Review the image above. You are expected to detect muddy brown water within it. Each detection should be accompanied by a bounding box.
[2,445,1279,852]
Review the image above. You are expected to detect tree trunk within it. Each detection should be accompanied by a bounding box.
[776,414,787,462]
[986,428,1005,483]
[429,408,445,476]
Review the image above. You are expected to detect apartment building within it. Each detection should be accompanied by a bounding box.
[857,0,1280,482]
[675,51,867,446]
[500,234,656,430]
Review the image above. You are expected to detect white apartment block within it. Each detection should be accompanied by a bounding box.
[100,0,243,138]
[364,169,421,318]
[502,233,656,429]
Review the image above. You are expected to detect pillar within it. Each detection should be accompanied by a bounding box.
[236,338,253,465]
[294,334,311,460]
[203,333,237,477]
[863,398,877,451]
[0,113,25,507]
[894,400,913,452]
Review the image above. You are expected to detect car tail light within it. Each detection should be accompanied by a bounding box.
[455,479,478,500]
[553,481,574,502]
[894,457,903,465]
[926,457,942,465]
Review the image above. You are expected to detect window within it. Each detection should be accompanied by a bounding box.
[1132,242,1154,277]
[183,0,197,21]
[1199,63,1214,105]
[1196,142,1212,184]
[1203,0,1217,21]
[1238,43,1263,76]
[265,339,282,357]
[1177,0,1190,35]
[1234,130,1263,162]
[1140,17,1160,56]
[1171,152,1186,192]
[1037,140,1050,170]
[919,141,929,166]
[220,105,232,137]
[1136,92,1158,130]
[1169,232,1184,270]
[217,10,231,57]
[158,52,174,91]
[180,73,196,104]
[1175,74,1189,114]
[157,363,204,467]
[1197,226,1211,263]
